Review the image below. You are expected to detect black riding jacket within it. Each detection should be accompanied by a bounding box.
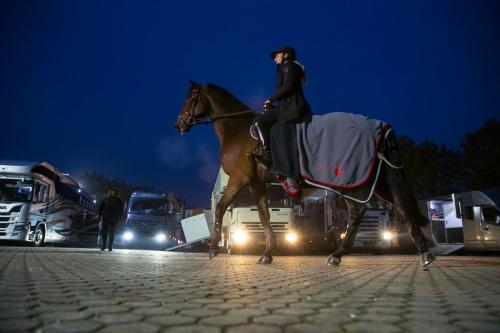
[99,196,123,222]
[269,61,312,123]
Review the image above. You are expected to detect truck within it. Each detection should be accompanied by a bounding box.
[118,191,184,250]
[295,190,398,253]
[427,189,500,251]
[0,160,99,247]
[211,168,296,254]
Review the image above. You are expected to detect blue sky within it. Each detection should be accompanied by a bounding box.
[1,0,499,207]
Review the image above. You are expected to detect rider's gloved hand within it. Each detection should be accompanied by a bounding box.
[263,100,272,112]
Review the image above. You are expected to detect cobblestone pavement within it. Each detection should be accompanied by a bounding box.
[1,247,500,333]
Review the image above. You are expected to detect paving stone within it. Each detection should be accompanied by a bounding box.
[358,312,402,324]
[343,321,402,333]
[455,320,500,332]
[0,318,41,332]
[132,307,177,316]
[227,308,271,317]
[401,321,461,333]
[98,322,159,333]
[146,314,197,326]
[162,325,221,333]
[284,323,343,333]
[40,320,102,333]
[272,307,316,316]
[38,310,94,322]
[178,308,222,317]
[253,314,301,326]
[96,313,143,324]
[226,324,281,333]
[200,315,249,326]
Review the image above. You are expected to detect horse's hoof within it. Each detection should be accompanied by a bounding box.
[420,251,436,268]
[209,248,219,260]
[327,254,341,266]
[257,256,273,264]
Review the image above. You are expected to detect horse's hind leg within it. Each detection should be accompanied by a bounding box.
[211,177,246,259]
[249,180,276,264]
[381,132,435,267]
[327,200,366,266]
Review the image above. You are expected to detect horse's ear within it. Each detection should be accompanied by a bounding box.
[188,79,200,89]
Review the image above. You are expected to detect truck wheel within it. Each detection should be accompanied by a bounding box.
[33,225,45,247]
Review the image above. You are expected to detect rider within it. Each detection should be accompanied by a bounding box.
[254,45,312,167]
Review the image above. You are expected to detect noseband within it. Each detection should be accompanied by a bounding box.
[177,89,208,129]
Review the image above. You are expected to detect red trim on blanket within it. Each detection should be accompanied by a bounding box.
[301,124,390,190]
[280,180,300,196]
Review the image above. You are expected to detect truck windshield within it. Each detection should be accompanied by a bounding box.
[128,197,166,215]
[482,206,500,225]
[0,178,33,203]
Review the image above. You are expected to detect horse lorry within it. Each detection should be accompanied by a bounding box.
[427,189,500,251]
[211,168,297,254]
[0,160,99,247]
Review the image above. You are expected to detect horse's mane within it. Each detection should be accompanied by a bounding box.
[203,83,250,112]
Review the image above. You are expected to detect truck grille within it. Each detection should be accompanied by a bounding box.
[0,223,9,229]
[356,216,381,241]
[241,222,288,232]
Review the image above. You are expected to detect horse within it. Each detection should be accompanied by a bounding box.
[174,80,435,267]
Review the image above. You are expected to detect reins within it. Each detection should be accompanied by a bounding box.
[195,110,260,125]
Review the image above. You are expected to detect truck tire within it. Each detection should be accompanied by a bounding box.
[33,225,45,247]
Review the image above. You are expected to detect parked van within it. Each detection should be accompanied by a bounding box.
[427,189,500,251]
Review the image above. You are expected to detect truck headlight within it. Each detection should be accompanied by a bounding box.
[156,233,166,242]
[123,231,133,241]
[340,232,346,240]
[285,232,298,243]
[382,231,394,240]
[233,230,249,244]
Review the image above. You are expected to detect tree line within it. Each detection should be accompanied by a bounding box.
[399,118,500,198]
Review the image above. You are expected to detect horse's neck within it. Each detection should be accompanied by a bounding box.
[208,96,252,146]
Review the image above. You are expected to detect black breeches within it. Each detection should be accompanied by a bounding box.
[101,220,118,250]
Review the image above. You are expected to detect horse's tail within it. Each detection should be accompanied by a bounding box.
[382,127,428,227]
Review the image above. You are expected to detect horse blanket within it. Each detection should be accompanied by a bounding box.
[296,112,387,189]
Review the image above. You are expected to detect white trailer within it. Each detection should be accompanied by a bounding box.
[427,190,500,251]
[0,160,99,247]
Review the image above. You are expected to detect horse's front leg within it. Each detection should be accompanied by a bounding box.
[327,201,366,266]
[210,177,246,259]
[249,180,275,264]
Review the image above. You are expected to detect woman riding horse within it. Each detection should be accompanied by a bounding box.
[253,45,312,193]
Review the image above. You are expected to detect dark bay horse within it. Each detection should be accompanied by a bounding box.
[174,80,434,267]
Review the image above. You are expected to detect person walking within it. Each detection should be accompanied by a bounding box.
[98,189,123,251]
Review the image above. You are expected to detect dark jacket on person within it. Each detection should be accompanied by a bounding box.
[98,196,123,222]
[269,61,312,123]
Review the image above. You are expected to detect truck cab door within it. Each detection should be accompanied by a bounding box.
[480,206,500,249]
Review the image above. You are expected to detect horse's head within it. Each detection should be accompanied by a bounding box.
[174,80,211,134]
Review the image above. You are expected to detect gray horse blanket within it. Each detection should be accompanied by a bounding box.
[296,112,387,188]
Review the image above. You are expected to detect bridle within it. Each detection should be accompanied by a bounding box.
[177,88,260,131]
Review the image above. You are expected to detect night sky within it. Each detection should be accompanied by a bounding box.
[1,0,499,207]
